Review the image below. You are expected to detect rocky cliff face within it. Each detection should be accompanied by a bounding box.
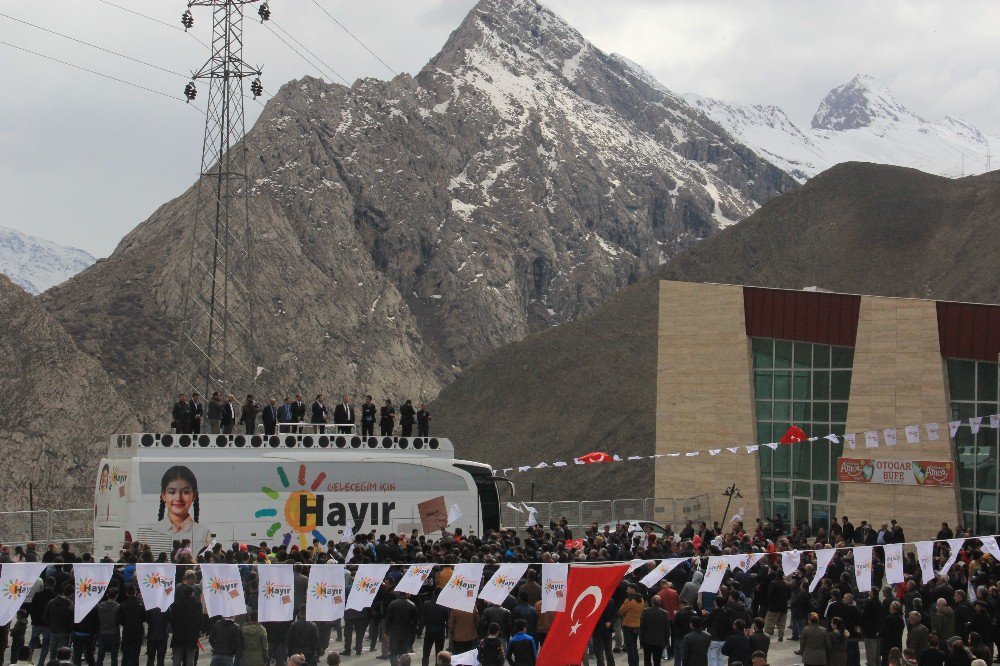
[39,0,794,430]
[0,225,95,294]
[0,275,139,509]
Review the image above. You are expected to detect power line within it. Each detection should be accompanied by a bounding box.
[0,39,202,112]
[0,11,187,79]
[260,21,330,84]
[269,19,349,86]
[308,0,398,77]
[95,0,210,50]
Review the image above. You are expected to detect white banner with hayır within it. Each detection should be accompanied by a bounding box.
[436,563,485,612]
[346,564,390,611]
[479,563,528,605]
[639,558,685,588]
[938,539,966,576]
[395,565,434,596]
[136,563,176,612]
[699,557,729,595]
[0,563,45,625]
[810,550,836,593]
[853,546,874,592]
[258,564,294,622]
[915,541,935,584]
[541,563,568,612]
[883,544,904,584]
[201,564,246,618]
[306,564,346,622]
[75,563,114,622]
[780,550,801,577]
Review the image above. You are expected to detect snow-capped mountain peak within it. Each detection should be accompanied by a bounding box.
[0,225,95,294]
[687,75,998,181]
[811,73,921,130]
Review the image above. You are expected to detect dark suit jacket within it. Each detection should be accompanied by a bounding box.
[291,401,306,422]
[681,630,711,666]
[399,403,416,425]
[220,401,237,425]
[311,401,327,423]
[261,405,278,426]
[333,403,355,425]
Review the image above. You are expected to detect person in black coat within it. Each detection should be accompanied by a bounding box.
[399,401,416,437]
[361,396,377,437]
[261,398,279,436]
[333,395,355,434]
[171,394,192,434]
[291,394,307,424]
[416,404,431,437]
[640,596,671,666]
[592,600,618,666]
[286,607,320,666]
[380,400,396,436]
[220,395,238,434]
[878,602,905,666]
[167,587,201,666]
[385,593,419,666]
[311,395,328,432]
[189,392,204,434]
[420,594,449,666]
[681,616,712,666]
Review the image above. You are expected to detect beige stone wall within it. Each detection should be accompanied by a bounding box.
[655,281,762,527]
[837,296,958,540]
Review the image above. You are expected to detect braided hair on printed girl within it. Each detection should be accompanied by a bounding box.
[157,465,200,522]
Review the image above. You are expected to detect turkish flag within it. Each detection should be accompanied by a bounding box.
[536,563,628,666]
[575,451,612,464]
[779,425,808,444]
[565,539,585,551]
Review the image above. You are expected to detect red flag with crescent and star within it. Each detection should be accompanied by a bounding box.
[536,562,629,666]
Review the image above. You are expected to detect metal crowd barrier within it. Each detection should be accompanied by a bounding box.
[0,509,92,548]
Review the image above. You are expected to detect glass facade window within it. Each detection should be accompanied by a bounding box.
[753,337,853,533]
[947,359,1000,534]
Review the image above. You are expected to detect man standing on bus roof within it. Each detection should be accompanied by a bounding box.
[334,395,355,434]
[221,395,238,434]
[380,400,396,436]
[207,392,225,434]
[361,396,377,437]
[311,395,328,433]
[399,400,416,437]
[262,398,279,436]
[278,398,294,434]
[172,394,192,435]
[292,394,307,424]
[240,395,260,435]
[190,392,204,434]
[417,404,431,438]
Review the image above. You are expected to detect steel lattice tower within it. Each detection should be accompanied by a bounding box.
[176,0,265,398]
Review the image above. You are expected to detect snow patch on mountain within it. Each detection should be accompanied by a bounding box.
[0,225,95,294]
[684,74,999,181]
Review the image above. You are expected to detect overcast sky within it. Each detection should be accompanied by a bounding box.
[3,0,998,257]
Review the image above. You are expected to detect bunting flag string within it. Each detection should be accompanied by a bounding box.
[498,414,1000,475]
[11,535,997,623]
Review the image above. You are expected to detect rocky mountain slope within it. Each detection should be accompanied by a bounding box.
[0,225,95,294]
[433,163,1000,501]
[0,275,139,510]
[40,0,794,428]
[685,75,999,181]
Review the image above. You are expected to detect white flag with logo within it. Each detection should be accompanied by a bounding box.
[541,563,568,612]
[306,564,346,622]
[626,559,648,575]
[980,536,1000,561]
[904,426,920,444]
[938,538,966,576]
[639,558,685,589]
[724,553,764,573]
[969,417,983,435]
[948,421,961,438]
[0,563,45,625]
[844,434,857,450]
[854,547,874,592]
[883,544,904,584]
[136,563,176,612]
[883,428,898,446]
[447,503,463,526]
[395,564,434,596]
[864,431,879,448]
[915,541,935,584]
[436,563,485,612]
[74,563,114,622]
[699,557,729,595]
[451,649,479,666]
[201,564,246,618]
[346,564,390,611]
[780,550,801,577]
[991,414,1000,429]
[810,550,836,593]
[479,563,528,605]
[925,423,940,440]
[258,565,294,622]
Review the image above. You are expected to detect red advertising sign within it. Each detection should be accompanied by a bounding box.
[837,458,954,487]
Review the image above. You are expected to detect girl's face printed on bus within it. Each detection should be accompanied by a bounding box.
[99,468,109,493]
[162,479,195,521]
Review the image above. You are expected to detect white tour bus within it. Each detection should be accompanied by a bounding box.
[94,432,507,556]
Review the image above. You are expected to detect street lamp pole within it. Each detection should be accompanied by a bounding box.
[721,483,742,527]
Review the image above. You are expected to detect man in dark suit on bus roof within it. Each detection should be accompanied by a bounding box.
[334,395,355,434]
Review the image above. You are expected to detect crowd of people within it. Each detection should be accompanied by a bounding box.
[170,393,432,438]
[1,514,999,666]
